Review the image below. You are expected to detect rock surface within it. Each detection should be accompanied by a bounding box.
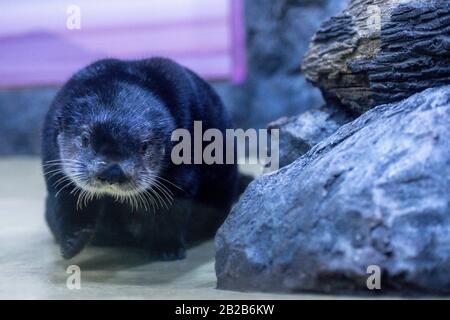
[215,85,450,294]
[215,0,349,129]
[302,0,450,114]
[267,105,353,168]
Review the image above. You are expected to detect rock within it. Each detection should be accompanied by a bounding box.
[215,0,349,129]
[267,105,353,168]
[215,85,450,294]
[302,0,450,114]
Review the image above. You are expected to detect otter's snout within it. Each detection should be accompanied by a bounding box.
[95,163,129,185]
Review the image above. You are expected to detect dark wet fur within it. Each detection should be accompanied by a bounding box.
[42,58,239,260]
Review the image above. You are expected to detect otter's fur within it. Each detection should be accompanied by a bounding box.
[42,58,238,260]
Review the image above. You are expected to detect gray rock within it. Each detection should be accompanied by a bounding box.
[215,85,450,294]
[267,105,353,168]
[216,0,349,129]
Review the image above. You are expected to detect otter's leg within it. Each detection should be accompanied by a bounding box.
[45,190,102,259]
[141,199,191,261]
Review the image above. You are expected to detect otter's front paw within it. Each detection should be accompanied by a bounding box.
[153,246,186,261]
[60,229,94,259]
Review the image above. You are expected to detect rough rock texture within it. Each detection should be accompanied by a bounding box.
[302,0,450,114]
[215,85,450,294]
[215,0,349,129]
[267,105,353,168]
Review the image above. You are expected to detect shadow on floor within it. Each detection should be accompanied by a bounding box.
[51,240,216,286]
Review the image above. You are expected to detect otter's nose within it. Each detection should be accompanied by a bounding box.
[96,164,128,184]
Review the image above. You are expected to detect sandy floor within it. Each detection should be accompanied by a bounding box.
[0,157,336,300]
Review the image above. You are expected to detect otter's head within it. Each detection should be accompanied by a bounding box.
[53,82,176,210]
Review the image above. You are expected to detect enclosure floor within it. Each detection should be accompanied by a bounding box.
[0,157,355,300]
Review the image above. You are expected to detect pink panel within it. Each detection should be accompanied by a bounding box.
[0,0,246,88]
[230,0,247,84]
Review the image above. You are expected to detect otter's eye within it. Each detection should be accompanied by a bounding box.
[140,141,149,154]
[81,132,90,148]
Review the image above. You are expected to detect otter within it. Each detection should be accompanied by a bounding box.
[42,58,238,260]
